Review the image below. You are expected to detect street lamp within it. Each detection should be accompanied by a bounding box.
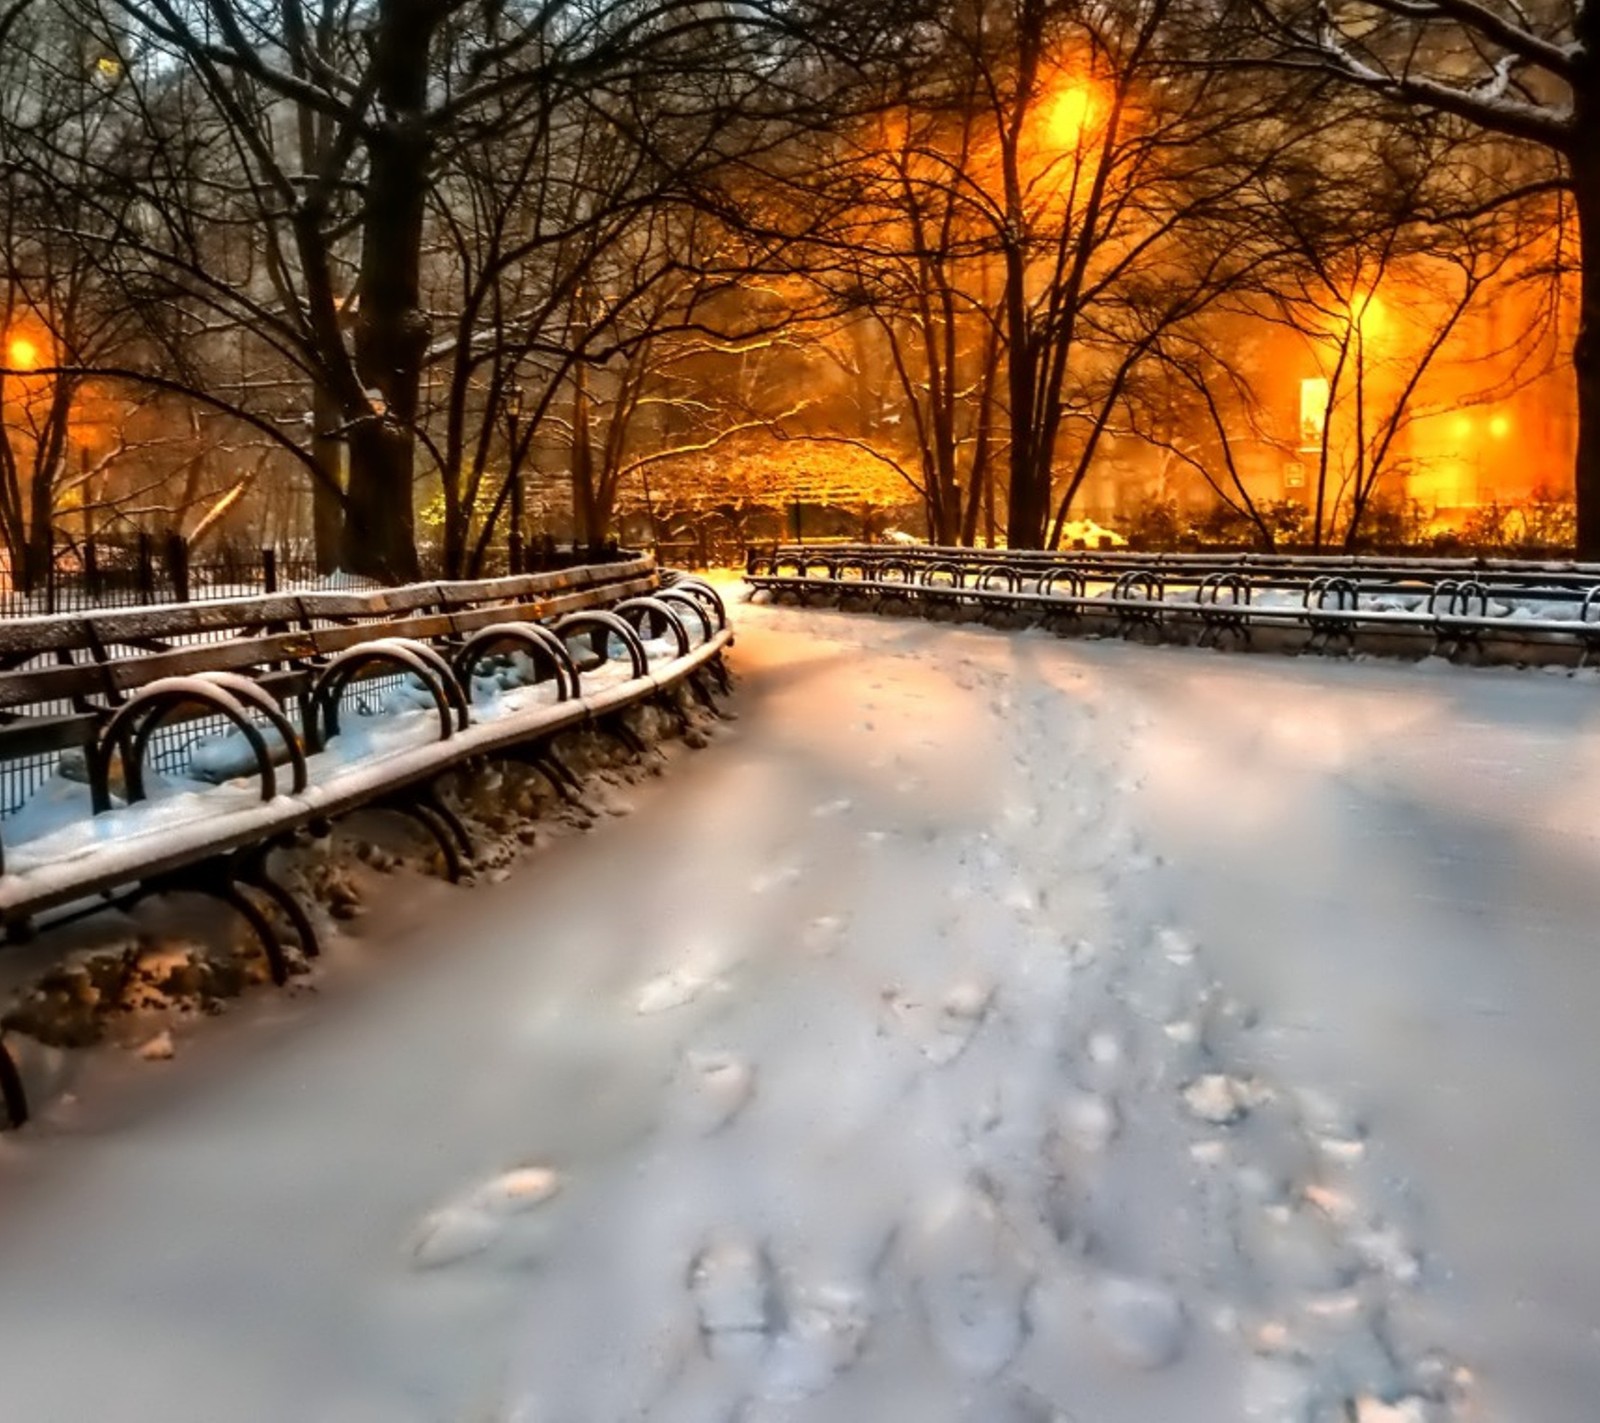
[505,386,525,574]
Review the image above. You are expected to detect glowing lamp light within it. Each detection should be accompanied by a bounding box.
[1044,83,1099,149]
[1451,415,1474,441]
[6,337,39,370]
[1351,292,1387,339]
[1488,413,1512,440]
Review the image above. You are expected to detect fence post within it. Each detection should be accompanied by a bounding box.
[262,547,278,594]
[137,532,155,601]
[84,536,100,603]
[166,532,190,603]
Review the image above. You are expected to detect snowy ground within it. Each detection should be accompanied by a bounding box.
[0,594,1597,1420]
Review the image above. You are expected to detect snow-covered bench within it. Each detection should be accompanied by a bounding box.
[0,564,732,1127]
[748,545,1600,664]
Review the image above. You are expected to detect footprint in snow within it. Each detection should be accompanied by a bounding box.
[1157,926,1198,965]
[407,1166,562,1269]
[677,1051,757,1135]
[749,863,803,894]
[1054,1090,1119,1155]
[1080,1028,1125,1089]
[810,797,852,818]
[1092,1276,1188,1370]
[634,941,733,1015]
[908,1183,1031,1377]
[758,1281,873,1402]
[799,914,847,956]
[883,979,995,1066]
[689,1233,777,1364]
[635,966,714,1016]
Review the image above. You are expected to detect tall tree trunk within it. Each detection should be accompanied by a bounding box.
[571,367,598,549]
[1005,339,1051,547]
[1573,129,1600,560]
[312,385,344,574]
[343,0,437,583]
[23,461,53,594]
[23,388,71,592]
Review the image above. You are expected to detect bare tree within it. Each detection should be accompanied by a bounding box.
[1242,0,1594,551]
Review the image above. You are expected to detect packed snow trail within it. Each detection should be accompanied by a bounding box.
[0,597,1596,1420]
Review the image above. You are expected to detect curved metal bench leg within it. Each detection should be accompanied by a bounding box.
[653,689,692,734]
[419,785,474,864]
[413,804,465,882]
[526,755,584,807]
[597,713,649,759]
[236,858,323,962]
[0,1036,28,1129]
[687,672,733,720]
[708,654,732,696]
[217,881,294,986]
[117,863,293,987]
[527,748,589,806]
[404,801,466,883]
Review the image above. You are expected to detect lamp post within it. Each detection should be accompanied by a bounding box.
[505,386,525,574]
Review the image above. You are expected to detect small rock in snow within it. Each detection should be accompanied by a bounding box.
[137,1030,175,1062]
[1183,1073,1250,1125]
[1092,1277,1187,1370]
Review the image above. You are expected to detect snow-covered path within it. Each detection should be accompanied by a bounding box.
[0,596,1596,1421]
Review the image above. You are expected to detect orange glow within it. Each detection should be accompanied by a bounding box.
[6,337,39,370]
[1299,377,1330,449]
[1043,82,1100,150]
[1489,413,1512,439]
[1350,292,1387,341]
[1450,415,1474,441]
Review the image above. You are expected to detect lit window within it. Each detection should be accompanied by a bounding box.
[1299,378,1330,449]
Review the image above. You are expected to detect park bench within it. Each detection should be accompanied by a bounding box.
[0,559,732,1128]
[746,543,1600,664]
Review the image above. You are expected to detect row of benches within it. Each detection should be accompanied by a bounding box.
[0,558,733,1128]
[745,544,1600,661]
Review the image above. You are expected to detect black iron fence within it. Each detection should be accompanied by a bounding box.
[0,536,642,618]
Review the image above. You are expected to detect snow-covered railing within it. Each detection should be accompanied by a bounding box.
[0,562,734,1128]
[748,543,1600,664]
